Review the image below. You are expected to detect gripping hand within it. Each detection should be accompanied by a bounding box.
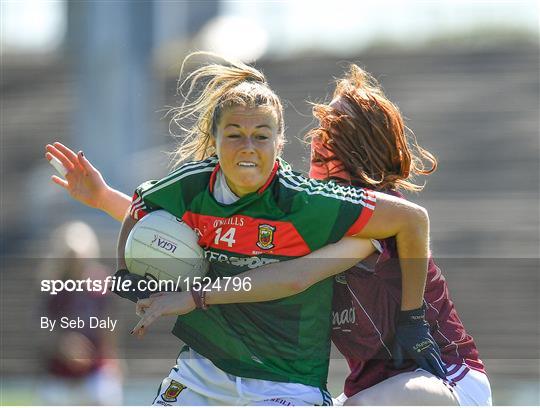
[393,306,447,379]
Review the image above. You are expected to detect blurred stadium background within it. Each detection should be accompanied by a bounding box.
[1,0,538,405]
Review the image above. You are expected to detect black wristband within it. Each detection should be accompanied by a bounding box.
[398,305,426,325]
[114,268,130,279]
[112,268,155,303]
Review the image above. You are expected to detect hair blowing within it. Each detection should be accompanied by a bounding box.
[168,52,284,167]
[308,64,437,192]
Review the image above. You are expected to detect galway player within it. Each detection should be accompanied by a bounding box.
[310,65,491,405]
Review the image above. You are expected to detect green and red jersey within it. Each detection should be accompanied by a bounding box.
[129,156,376,388]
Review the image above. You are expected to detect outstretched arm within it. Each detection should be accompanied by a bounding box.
[114,205,374,311]
[131,236,375,337]
[207,236,375,304]
[45,144,426,311]
[45,142,131,221]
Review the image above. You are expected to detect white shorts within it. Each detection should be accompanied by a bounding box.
[152,348,332,406]
[446,365,492,406]
[334,364,492,406]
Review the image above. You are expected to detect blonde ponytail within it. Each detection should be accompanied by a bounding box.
[168,52,284,167]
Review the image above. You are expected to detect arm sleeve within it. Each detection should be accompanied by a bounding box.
[128,156,217,220]
[128,170,189,220]
[129,180,160,220]
[344,188,377,236]
[290,182,377,249]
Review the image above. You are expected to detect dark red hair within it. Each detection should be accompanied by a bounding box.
[308,64,437,191]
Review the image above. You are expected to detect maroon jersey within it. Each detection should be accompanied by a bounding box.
[331,196,485,397]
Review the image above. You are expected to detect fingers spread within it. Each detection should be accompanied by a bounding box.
[46,144,75,172]
[53,142,79,163]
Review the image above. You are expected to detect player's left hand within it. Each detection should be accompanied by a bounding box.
[131,292,196,337]
[392,306,447,379]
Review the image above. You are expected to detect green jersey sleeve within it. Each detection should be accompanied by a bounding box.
[276,167,377,249]
[129,156,218,220]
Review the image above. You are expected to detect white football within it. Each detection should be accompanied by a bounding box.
[125,210,208,290]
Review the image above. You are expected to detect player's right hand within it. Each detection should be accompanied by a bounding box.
[45,142,109,209]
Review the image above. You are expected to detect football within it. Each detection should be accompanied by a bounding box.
[124,210,208,290]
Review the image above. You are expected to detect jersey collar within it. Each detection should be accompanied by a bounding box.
[209,159,280,195]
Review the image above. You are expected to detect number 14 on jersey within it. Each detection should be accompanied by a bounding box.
[214,227,236,248]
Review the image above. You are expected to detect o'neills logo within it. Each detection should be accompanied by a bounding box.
[151,234,177,254]
[213,216,245,228]
[256,224,276,250]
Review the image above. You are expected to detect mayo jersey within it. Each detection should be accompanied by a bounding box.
[129,156,376,388]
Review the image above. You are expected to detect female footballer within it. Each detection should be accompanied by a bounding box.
[308,65,492,406]
[46,53,441,405]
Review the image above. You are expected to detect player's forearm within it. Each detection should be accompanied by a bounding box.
[395,206,429,311]
[206,238,373,305]
[205,260,349,305]
[96,187,131,222]
[116,214,138,270]
[205,268,301,305]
